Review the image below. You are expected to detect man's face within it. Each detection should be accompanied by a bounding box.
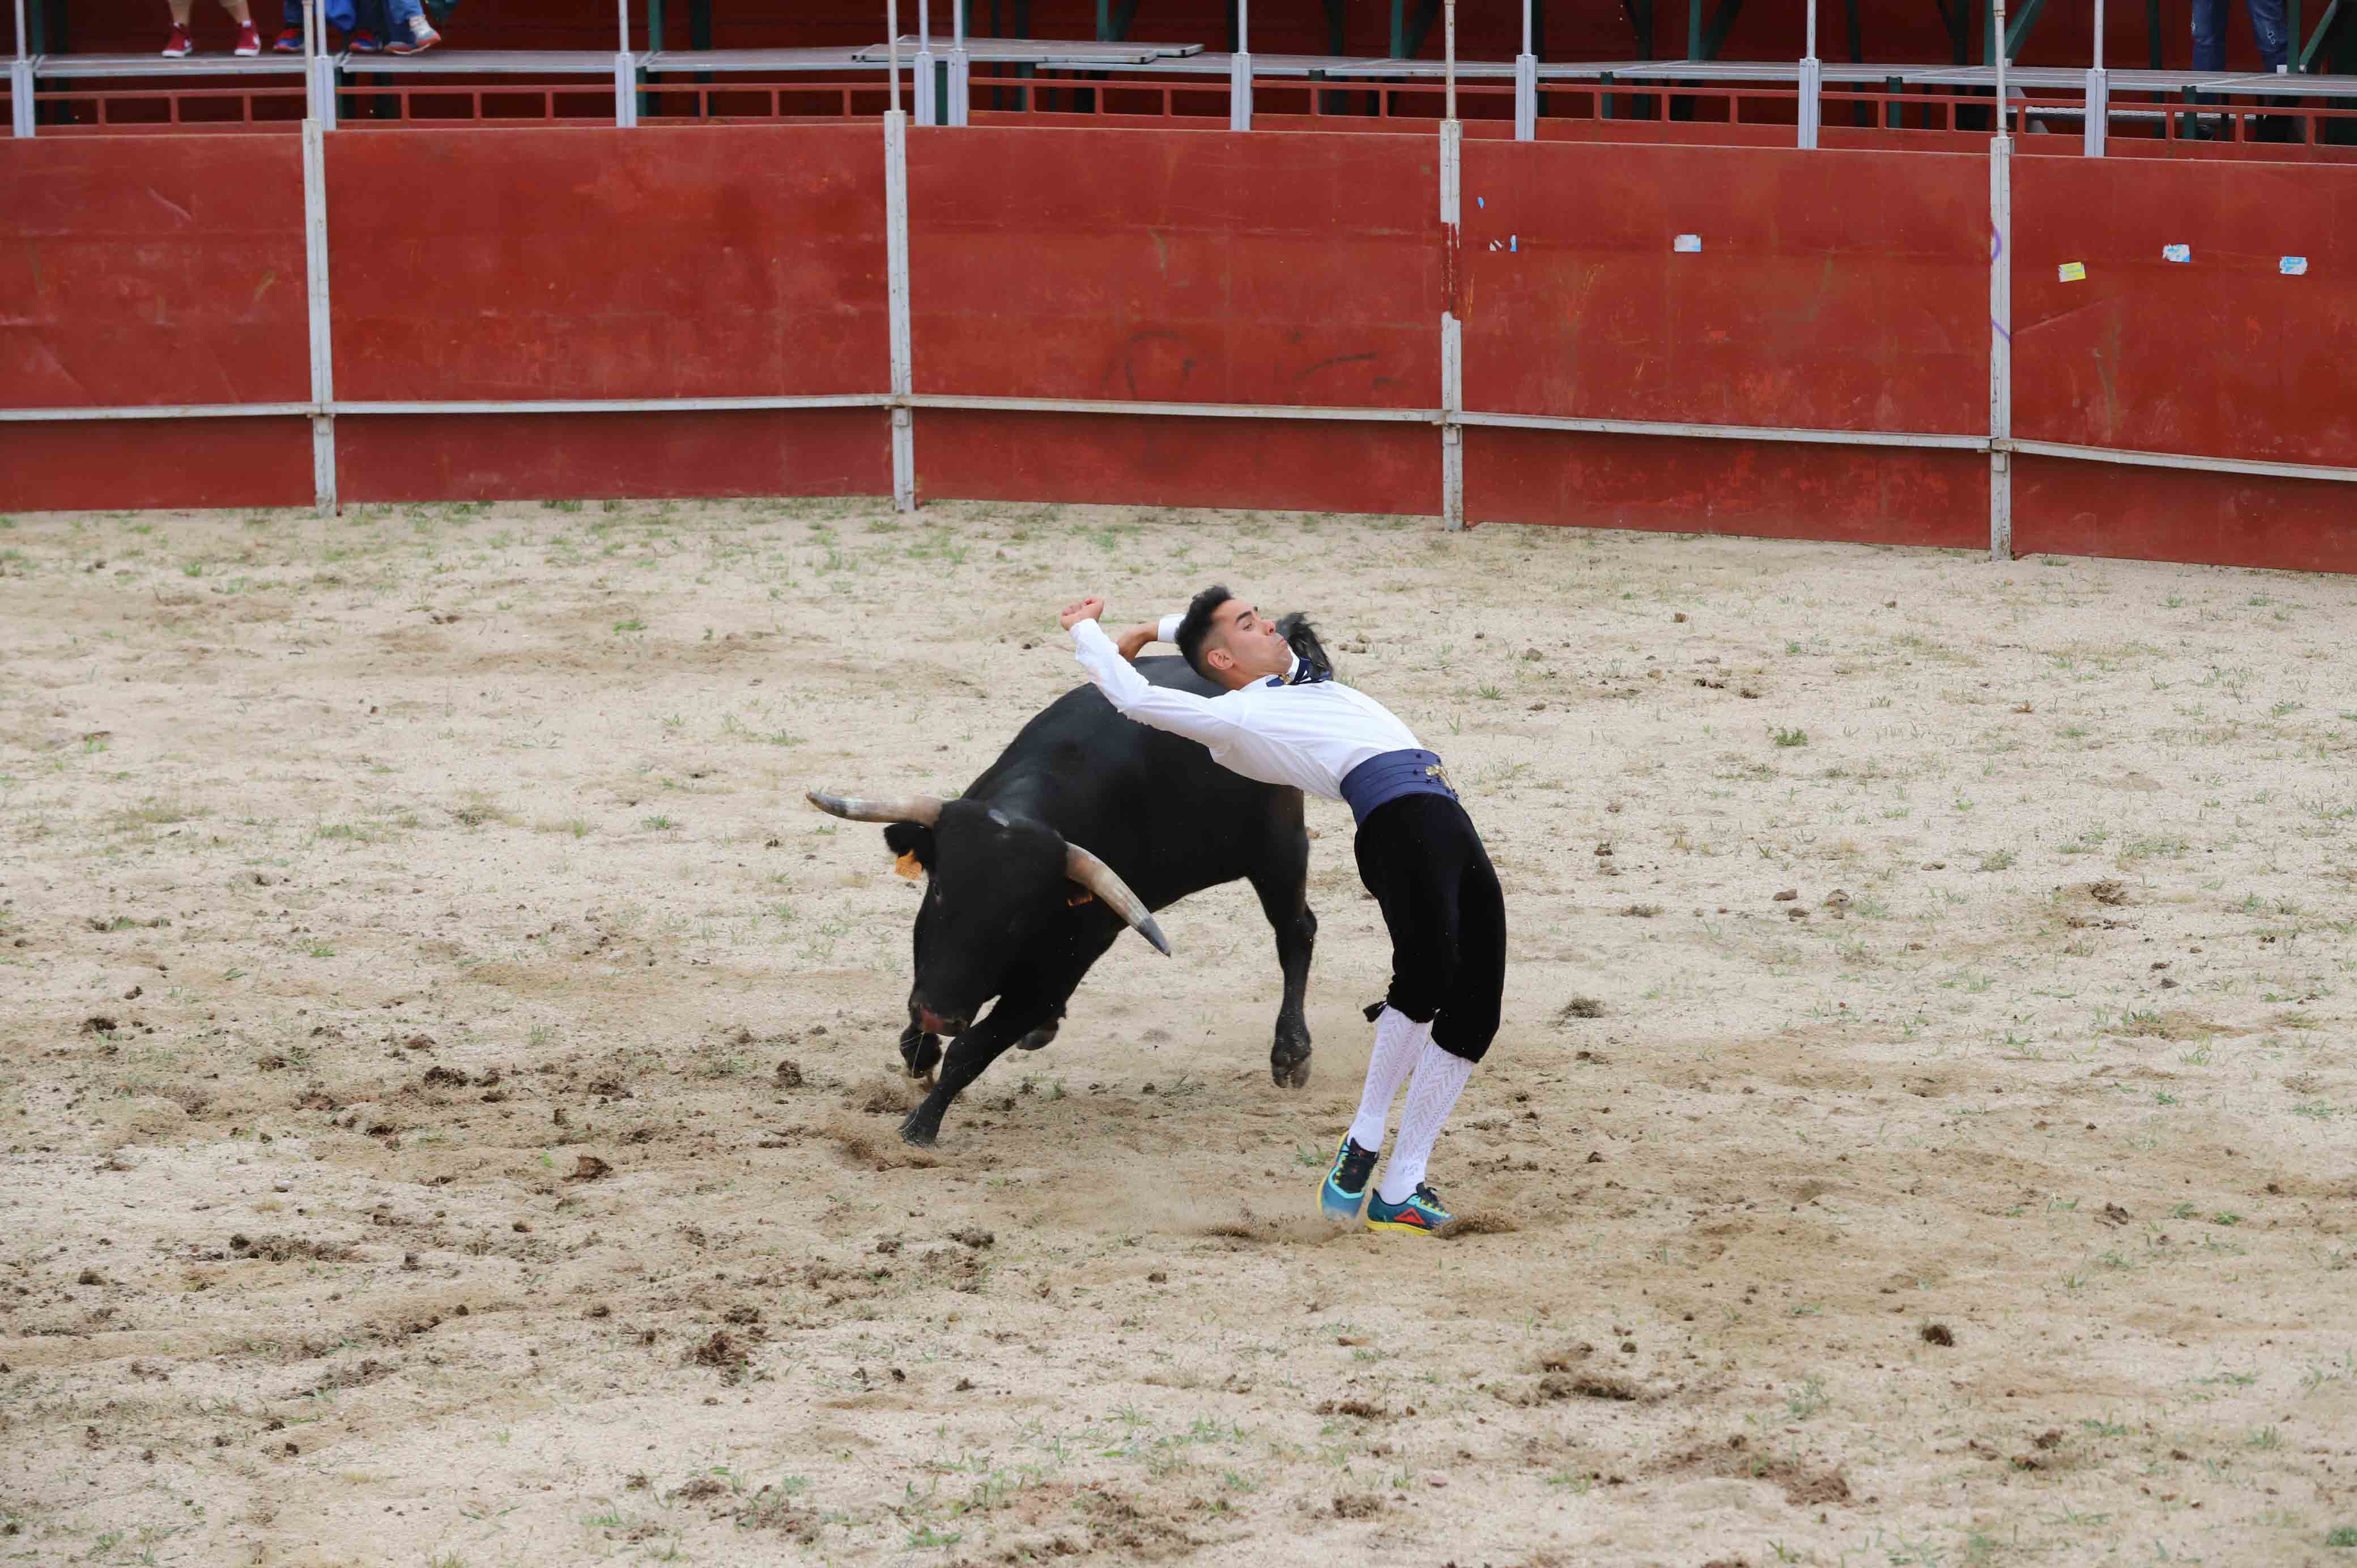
[1203,598,1294,687]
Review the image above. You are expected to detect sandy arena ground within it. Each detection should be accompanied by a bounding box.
[1,498,2353,1568]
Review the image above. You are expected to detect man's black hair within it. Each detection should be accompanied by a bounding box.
[1174,583,1235,680]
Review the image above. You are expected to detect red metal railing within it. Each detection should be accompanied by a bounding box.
[9,67,2356,152]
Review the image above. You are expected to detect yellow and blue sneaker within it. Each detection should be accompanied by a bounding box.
[1364,1183,1452,1234]
[1318,1135,1379,1224]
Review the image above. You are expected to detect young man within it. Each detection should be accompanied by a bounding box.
[1060,586,1505,1235]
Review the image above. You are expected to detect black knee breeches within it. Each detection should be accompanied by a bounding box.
[1352,792,1505,1064]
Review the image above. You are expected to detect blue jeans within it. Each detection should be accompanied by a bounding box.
[281,0,423,35]
[2193,0,2290,71]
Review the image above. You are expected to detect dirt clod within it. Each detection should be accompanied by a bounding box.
[1921,1323,1956,1347]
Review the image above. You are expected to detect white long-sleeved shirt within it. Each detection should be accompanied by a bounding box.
[1069,617,1423,802]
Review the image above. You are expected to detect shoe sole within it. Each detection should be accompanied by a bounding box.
[1318,1186,1367,1224]
[1364,1215,1444,1234]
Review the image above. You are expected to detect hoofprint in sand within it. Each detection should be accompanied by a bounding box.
[1,498,2351,1567]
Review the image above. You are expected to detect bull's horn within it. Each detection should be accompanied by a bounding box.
[1065,844,1172,957]
[805,790,944,826]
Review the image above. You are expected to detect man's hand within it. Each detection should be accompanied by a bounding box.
[1058,596,1107,632]
[1112,622,1158,662]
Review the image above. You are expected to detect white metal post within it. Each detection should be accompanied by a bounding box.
[2084,0,2108,155]
[1444,0,1457,121]
[613,0,637,126]
[1439,0,1463,531]
[884,0,916,511]
[947,0,968,125]
[914,0,937,125]
[1798,0,1822,147]
[306,0,336,129]
[1229,0,1252,130]
[1993,0,2010,133]
[1513,0,1536,140]
[11,0,32,140]
[301,117,337,514]
[1989,135,2013,560]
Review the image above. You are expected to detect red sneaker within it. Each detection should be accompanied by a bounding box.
[161,22,195,56]
[232,21,262,56]
[271,27,303,52]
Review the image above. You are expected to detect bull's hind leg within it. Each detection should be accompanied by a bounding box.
[898,1022,943,1084]
[1016,1022,1060,1052]
[1250,850,1318,1090]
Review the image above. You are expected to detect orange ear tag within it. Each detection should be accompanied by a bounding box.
[894,851,923,880]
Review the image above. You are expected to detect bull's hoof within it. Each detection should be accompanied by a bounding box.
[898,1114,939,1148]
[899,1030,943,1081]
[1271,1051,1312,1089]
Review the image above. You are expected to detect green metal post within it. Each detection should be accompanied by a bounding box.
[1687,0,1700,57]
[2299,0,2341,67]
[2145,0,2160,67]
[641,0,661,122]
[2002,0,2047,58]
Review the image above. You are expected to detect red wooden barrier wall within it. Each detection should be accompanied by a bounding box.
[327,124,889,501]
[0,135,312,509]
[907,125,1440,513]
[1459,139,1989,546]
[3,124,2354,576]
[2012,155,2357,572]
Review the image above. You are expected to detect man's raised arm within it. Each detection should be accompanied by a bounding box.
[1060,598,1236,747]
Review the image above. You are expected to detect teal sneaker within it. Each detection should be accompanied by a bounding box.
[1318,1135,1379,1223]
[1364,1183,1452,1235]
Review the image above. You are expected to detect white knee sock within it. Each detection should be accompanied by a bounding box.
[1376,1042,1473,1204]
[1345,1006,1430,1153]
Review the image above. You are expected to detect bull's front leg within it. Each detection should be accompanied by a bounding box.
[1251,867,1318,1090]
[900,994,1063,1147]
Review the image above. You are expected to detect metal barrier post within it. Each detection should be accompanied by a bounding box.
[1989,3,2014,561]
[1514,0,1536,138]
[10,0,31,140]
[1798,0,1822,147]
[885,3,917,512]
[614,0,636,126]
[2084,0,2108,154]
[947,0,969,125]
[1440,0,1463,531]
[302,117,337,514]
[1229,0,1252,129]
[914,0,937,124]
[306,0,337,130]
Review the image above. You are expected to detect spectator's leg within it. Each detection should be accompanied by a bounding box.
[170,0,196,21]
[2249,0,2293,139]
[2191,0,2227,69]
[2249,0,2291,66]
[2189,0,2227,135]
[272,0,304,50]
[350,0,388,50]
[382,0,436,52]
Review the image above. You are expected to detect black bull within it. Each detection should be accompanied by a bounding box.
[809,617,1330,1147]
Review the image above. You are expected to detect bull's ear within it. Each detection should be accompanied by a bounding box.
[1276,611,1332,680]
[882,821,935,875]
